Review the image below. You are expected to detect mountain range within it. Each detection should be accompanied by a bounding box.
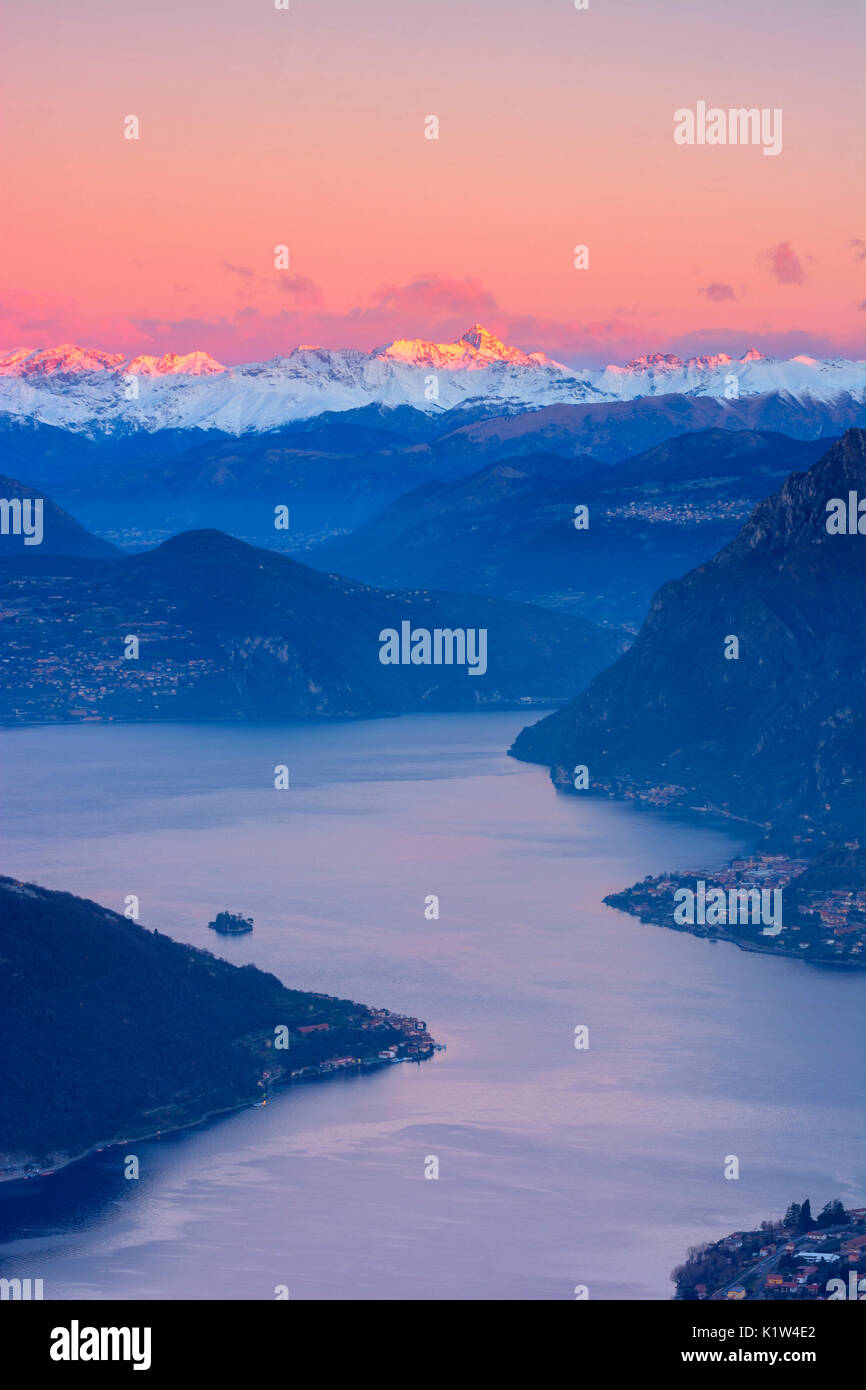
[9,387,857,561]
[311,429,832,626]
[511,429,866,852]
[1,325,862,437]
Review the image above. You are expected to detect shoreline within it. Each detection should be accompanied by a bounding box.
[510,772,866,973]
[603,898,866,972]
[0,1034,439,1188]
[0,702,563,733]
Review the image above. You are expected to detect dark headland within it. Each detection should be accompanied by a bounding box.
[0,875,435,1182]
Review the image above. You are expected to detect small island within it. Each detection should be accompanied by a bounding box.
[208,910,254,935]
[672,1201,866,1300]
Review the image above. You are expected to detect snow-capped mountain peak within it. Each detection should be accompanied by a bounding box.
[0,344,127,376]
[0,327,861,436]
[372,322,564,370]
[125,350,225,377]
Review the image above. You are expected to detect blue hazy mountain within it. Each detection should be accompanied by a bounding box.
[0,472,117,558]
[311,430,831,626]
[0,529,623,723]
[44,390,863,549]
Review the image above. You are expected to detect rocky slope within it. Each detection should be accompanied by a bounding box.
[511,430,866,850]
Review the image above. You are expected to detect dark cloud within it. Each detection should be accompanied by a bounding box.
[760,241,805,285]
[698,282,736,303]
[364,274,498,323]
[275,275,323,304]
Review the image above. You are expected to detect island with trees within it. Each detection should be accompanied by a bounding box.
[208,910,254,935]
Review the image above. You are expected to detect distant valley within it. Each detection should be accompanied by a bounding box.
[312,429,832,626]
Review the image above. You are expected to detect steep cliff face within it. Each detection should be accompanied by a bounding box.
[511,430,866,849]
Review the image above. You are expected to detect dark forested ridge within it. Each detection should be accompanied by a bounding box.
[511,430,866,852]
[0,528,622,723]
[0,473,117,558]
[0,876,415,1172]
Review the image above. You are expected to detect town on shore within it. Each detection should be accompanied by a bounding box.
[672,1202,866,1300]
[275,1007,440,1083]
[604,850,866,969]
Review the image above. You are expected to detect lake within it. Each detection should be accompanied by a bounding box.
[0,711,863,1299]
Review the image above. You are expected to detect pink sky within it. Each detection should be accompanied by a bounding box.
[2,0,863,365]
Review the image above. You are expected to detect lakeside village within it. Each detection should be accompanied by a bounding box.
[2,986,440,1183]
[604,850,866,968]
[0,592,226,723]
[260,1006,441,1090]
[204,915,440,1079]
[673,1204,866,1301]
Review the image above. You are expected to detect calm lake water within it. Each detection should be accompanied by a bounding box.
[1,712,863,1300]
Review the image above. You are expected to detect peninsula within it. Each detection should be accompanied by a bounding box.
[0,875,436,1183]
[604,846,866,970]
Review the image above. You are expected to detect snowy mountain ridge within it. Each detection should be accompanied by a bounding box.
[0,325,861,436]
